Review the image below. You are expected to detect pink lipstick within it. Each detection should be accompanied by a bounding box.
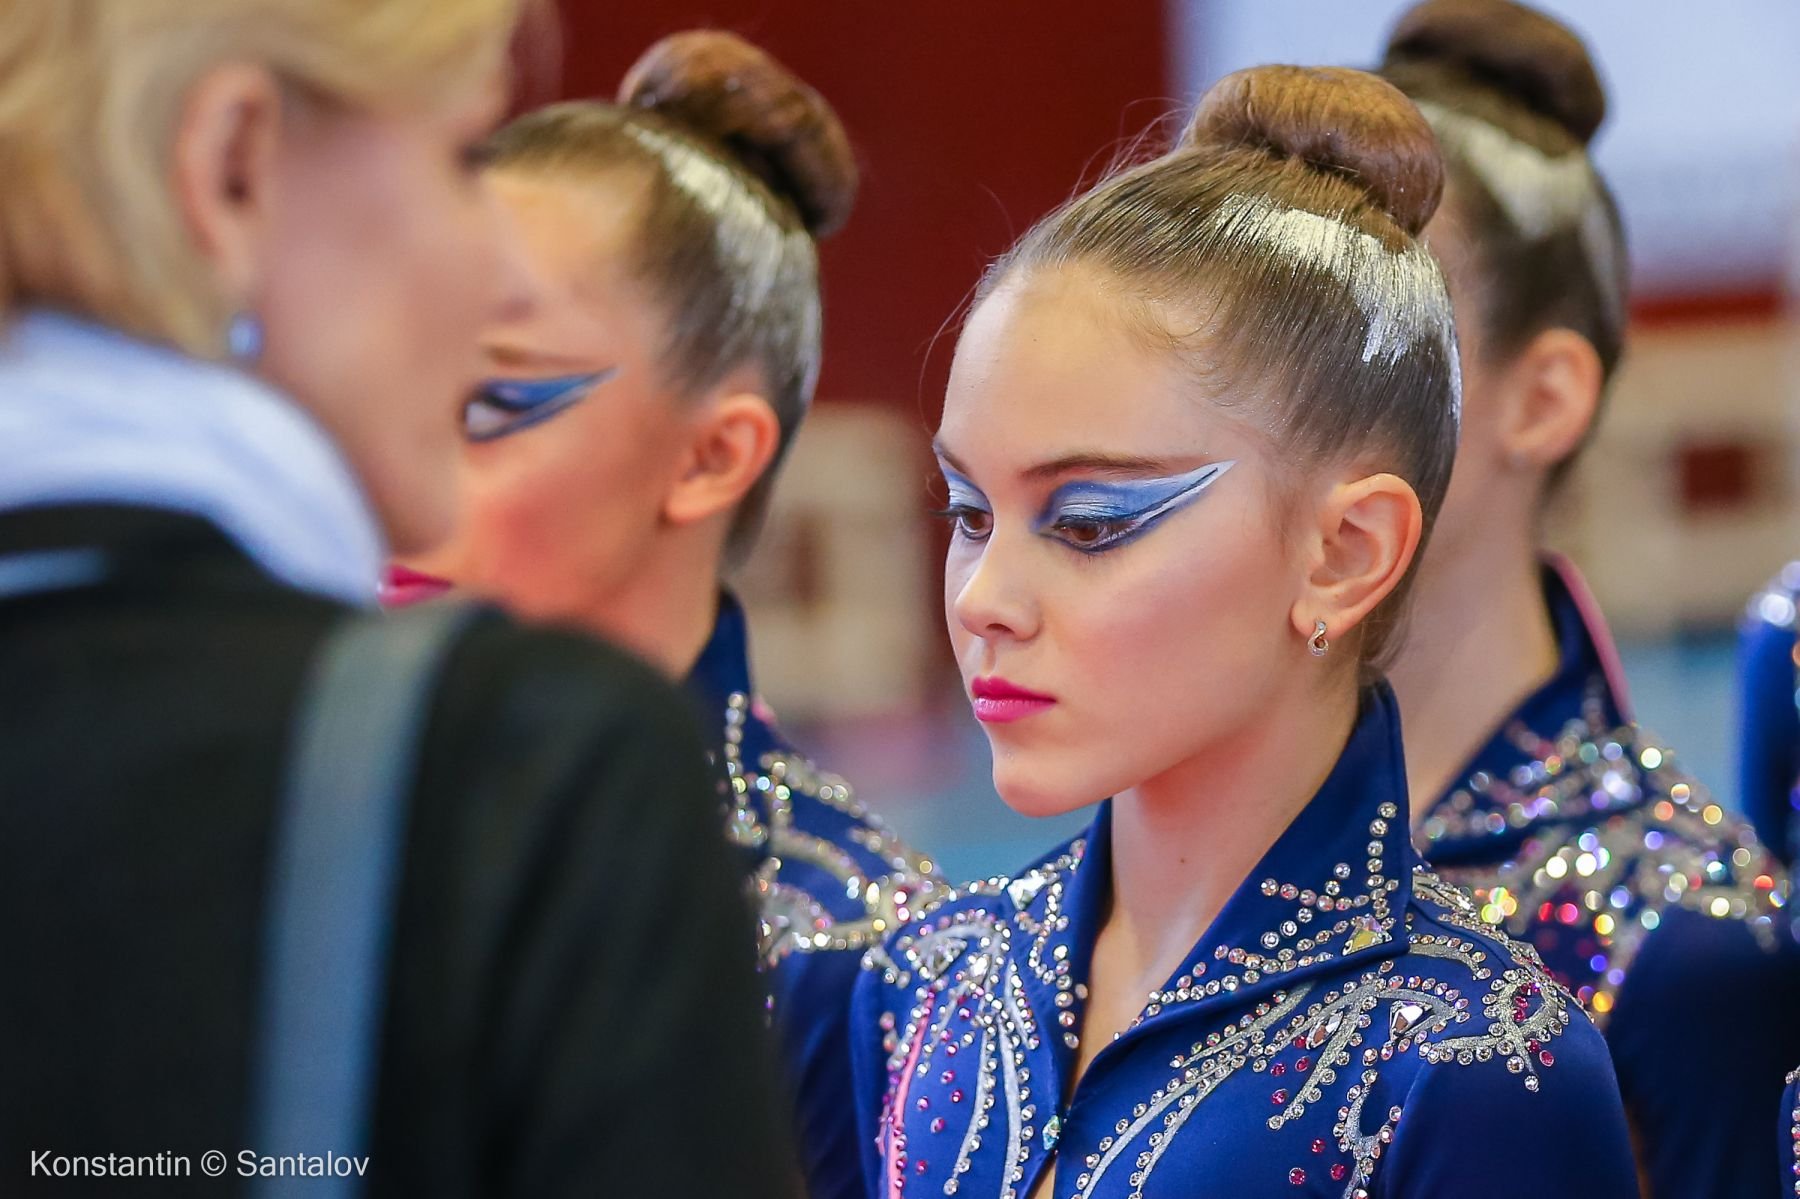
[970,676,1056,724]
[381,565,454,608]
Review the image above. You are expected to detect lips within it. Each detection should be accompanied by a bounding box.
[380,565,454,608]
[970,676,1056,724]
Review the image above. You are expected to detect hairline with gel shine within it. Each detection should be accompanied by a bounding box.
[1207,192,1459,391]
[1414,100,1625,344]
[619,122,815,359]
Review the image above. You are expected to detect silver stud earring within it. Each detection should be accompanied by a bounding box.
[226,312,264,362]
[1309,620,1330,657]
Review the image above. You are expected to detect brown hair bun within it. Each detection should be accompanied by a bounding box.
[1182,65,1444,237]
[1384,0,1605,145]
[619,30,857,238]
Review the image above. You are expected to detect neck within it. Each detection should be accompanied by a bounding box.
[1104,676,1361,993]
[581,536,723,680]
[1388,531,1560,820]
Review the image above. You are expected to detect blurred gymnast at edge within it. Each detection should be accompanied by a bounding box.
[389,31,942,1198]
[1373,3,1800,1194]
[0,3,793,1195]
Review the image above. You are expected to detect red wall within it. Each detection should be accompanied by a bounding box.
[548,1,1174,425]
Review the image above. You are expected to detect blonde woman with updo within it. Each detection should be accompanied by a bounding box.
[0,4,792,1195]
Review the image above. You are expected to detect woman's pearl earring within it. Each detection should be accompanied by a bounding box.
[226,312,264,363]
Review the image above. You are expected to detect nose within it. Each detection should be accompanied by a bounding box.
[950,531,1039,645]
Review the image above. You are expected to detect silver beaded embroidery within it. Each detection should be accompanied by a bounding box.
[719,692,943,966]
[866,809,1582,1198]
[1788,1065,1800,1198]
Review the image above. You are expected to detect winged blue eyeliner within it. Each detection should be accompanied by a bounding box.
[1036,459,1236,553]
[464,367,618,442]
[932,458,1234,553]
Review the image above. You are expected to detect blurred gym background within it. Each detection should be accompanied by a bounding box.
[551,1,1800,881]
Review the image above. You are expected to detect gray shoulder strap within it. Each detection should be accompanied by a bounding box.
[248,601,483,1198]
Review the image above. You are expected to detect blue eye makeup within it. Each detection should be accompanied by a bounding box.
[1036,460,1236,554]
[933,465,995,543]
[462,369,615,442]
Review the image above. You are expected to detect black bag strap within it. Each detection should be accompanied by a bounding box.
[248,600,482,1199]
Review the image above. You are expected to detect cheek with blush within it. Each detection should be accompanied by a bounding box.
[451,397,683,622]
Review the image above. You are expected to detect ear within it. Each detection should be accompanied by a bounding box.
[662,391,783,527]
[1289,473,1424,649]
[171,63,285,311]
[1494,328,1603,473]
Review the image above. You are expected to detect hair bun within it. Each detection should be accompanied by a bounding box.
[619,31,857,238]
[1182,65,1444,237]
[1384,0,1605,145]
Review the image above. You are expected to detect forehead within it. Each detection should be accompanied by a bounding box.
[492,167,650,307]
[487,166,671,362]
[940,267,1223,474]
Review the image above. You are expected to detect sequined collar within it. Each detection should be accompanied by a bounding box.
[1415,558,1645,860]
[1007,684,1419,1068]
[685,589,797,797]
[687,590,754,713]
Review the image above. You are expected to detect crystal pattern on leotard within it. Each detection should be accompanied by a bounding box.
[861,691,1602,1198]
[1418,680,1791,1024]
[719,690,943,964]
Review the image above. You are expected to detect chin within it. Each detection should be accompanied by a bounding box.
[988,755,1100,821]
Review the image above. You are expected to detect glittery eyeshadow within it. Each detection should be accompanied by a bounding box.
[463,368,615,442]
[1036,460,1235,552]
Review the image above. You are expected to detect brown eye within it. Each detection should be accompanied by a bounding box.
[958,510,994,539]
[1049,517,1138,554]
[933,506,993,542]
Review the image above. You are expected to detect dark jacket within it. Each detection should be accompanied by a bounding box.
[0,505,795,1198]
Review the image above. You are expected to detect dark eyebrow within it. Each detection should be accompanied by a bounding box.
[933,442,1180,483]
[1020,453,1176,481]
[933,441,1199,489]
[931,442,972,476]
[484,343,610,372]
